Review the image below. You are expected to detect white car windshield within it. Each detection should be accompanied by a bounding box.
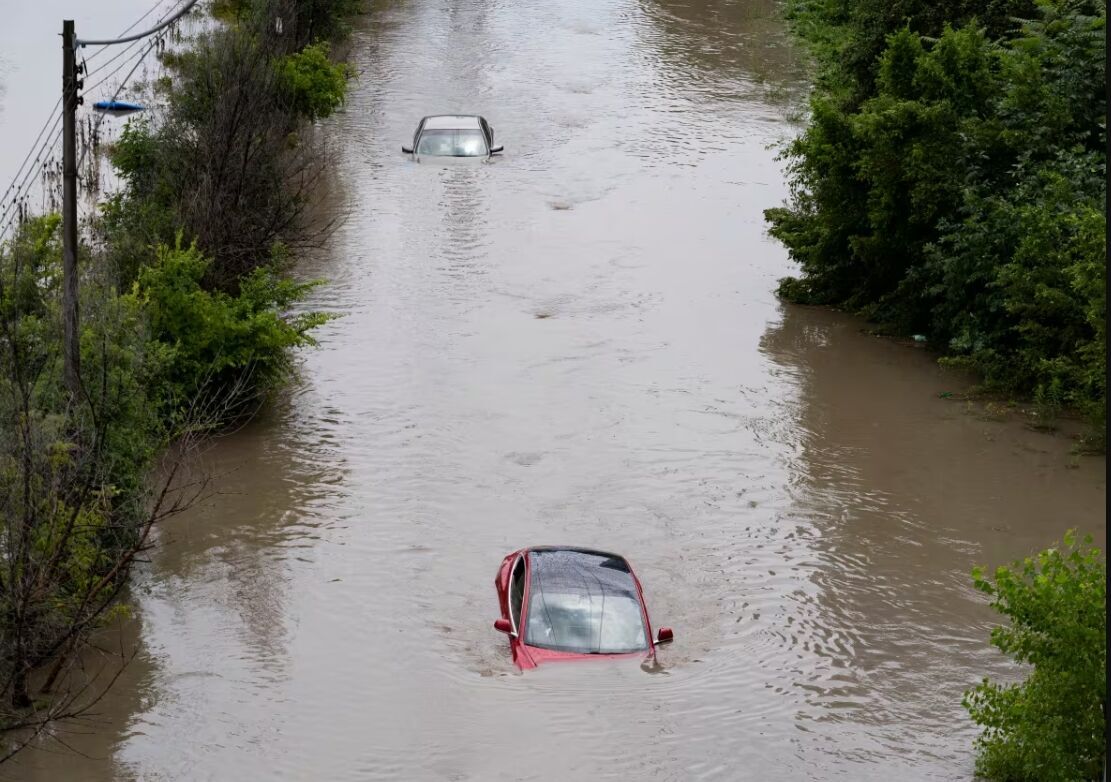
[416,128,487,157]
[524,550,648,654]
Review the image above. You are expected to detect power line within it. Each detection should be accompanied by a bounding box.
[0,0,183,235]
[84,0,176,65]
[77,36,164,172]
[74,0,193,182]
[79,13,186,173]
[85,30,155,82]
[0,120,64,243]
[0,117,63,227]
[77,0,198,192]
[0,97,61,208]
[2,0,197,250]
[85,0,187,81]
[85,29,163,95]
[76,0,200,47]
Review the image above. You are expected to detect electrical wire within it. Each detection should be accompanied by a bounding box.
[0,120,64,243]
[84,0,186,81]
[84,31,154,82]
[84,0,175,65]
[0,98,61,208]
[1,0,178,233]
[77,35,163,172]
[84,29,162,95]
[0,117,63,226]
[76,0,200,47]
[1,0,193,245]
[79,0,198,189]
[79,0,191,174]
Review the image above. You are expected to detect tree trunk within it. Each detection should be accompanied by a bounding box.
[11,664,31,710]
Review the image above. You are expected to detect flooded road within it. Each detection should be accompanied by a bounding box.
[9,0,1106,779]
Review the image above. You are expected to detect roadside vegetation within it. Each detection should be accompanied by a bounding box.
[770,2,1106,773]
[965,533,1105,781]
[766,0,1106,447]
[0,0,357,759]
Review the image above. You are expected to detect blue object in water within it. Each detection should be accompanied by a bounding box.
[93,100,145,112]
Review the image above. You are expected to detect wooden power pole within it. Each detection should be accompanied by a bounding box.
[58,0,199,396]
[61,19,80,395]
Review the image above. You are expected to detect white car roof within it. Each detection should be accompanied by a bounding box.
[423,115,483,130]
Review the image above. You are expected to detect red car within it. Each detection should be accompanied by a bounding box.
[493,546,673,669]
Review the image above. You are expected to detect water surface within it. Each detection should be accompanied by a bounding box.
[8,0,1104,779]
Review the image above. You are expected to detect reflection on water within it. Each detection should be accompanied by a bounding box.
[638,0,806,102]
[9,0,1104,779]
[758,304,1105,771]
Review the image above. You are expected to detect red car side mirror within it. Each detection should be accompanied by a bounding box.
[656,627,674,644]
[494,618,515,635]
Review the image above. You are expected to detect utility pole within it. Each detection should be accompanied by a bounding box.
[62,19,80,395]
[55,0,198,397]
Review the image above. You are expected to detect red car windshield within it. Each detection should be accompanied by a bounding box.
[524,550,648,654]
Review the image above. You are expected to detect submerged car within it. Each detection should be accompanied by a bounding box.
[493,546,673,669]
[402,115,503,158]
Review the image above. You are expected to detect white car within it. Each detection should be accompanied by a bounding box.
[402,115,503,159]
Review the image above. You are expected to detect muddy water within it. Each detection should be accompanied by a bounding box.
[9,0,1106,779]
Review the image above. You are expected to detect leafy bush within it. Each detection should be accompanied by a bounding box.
[106,5,356,289]
[0,223,331,725]
[100,119,180,285]
[768,0,1106,438]
[964,531,1106,780]
[126,240,331,414]
[0,0,358,756]
[0,217,165,714]
[277,42,351,121]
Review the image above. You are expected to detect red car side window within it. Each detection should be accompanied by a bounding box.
[509,557,526,632]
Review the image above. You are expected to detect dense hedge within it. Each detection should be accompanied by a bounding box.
[766,0,1106,440]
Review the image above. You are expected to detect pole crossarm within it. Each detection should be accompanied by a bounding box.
[75,0,199,47]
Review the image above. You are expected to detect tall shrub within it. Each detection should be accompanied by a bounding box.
[767,0,1106,436]
[964,531,1106,780]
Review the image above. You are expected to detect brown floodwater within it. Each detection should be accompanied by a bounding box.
[5,0,1106,779]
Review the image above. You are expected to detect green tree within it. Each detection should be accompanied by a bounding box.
[127,240,332,414]
[767,0,1106,439]
[0,0,359,763]
[277,41,351,121]
[964,531,1106,780]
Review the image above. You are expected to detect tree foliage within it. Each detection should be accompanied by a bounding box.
[0,0,359,759]
[104,2,355,289]
[767,0,1106,437]
[277,42,351,121]
[0,217,329,750]
[964,532,1106,780]
[0,217,166,736]
[128,240,331,413]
